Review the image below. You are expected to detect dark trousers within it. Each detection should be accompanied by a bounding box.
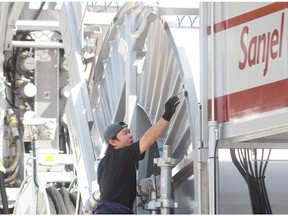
[93,200,134,214]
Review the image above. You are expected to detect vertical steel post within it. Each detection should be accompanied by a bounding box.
[208,121,219,214]
[206,2,220,214]
[32,125,39,188]
[199,2,210,214]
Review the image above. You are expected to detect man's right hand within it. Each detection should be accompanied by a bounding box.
[162,96,180,121]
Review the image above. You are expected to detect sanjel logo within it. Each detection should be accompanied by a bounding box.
[238,13,284,76]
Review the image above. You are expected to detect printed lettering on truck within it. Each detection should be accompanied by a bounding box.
[208,3,288,122]
[239,13,284,77]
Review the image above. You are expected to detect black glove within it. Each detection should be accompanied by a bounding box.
[162,96,180,121]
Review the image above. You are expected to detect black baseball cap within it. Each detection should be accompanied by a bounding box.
[104,122,128,143]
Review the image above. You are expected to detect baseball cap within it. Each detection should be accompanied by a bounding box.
[104,121,128,143]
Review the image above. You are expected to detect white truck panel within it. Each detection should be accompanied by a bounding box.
[209,3,288,121]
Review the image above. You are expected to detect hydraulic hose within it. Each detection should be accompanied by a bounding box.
[0,165,9,214]
[4,110,22,184]
[4,165,20,184]
[5,137,22,174]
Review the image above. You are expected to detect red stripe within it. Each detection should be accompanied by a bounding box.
[209,79,288,122]
[208,2,288,35]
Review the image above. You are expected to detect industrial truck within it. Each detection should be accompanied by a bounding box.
[1,1,288,214]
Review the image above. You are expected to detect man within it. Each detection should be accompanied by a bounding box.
[89,96,180,214]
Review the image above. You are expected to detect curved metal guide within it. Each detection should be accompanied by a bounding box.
[88,2,200,213]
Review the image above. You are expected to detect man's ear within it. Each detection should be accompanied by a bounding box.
[109,139,117,147]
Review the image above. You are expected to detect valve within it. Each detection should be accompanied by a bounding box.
[154,145,178,214]
[138,145,178,214]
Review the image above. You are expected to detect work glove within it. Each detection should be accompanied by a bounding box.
[82,191,100,214]
[82,198,95,214]
[162,96,180,121]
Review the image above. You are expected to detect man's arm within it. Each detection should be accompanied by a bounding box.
[139,96,180,154]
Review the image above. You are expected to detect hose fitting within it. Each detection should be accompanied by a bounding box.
[7,109,20,138]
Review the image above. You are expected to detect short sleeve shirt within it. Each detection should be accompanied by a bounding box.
[97,141,143,209]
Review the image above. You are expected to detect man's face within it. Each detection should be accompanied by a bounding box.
[110,127,134,149]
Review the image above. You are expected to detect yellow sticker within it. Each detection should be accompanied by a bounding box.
[45,155,55,162]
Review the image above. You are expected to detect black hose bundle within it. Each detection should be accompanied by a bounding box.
[46,186,68,214]
[0,170,9,214]
[46,186,77,214]
[230,148,272,214]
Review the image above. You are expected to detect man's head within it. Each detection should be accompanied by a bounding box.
[104,122,134,149]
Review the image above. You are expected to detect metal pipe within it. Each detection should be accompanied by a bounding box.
[0,65,5,168]
[196,102,203,213]
[159,170,172,214]
[32,126,39,188]
[198,3,210,213]
[207,2,220,214]
[11,40,64,49]
[0,3,9,53]
[75,189,81,214]
[154,145,177,214]
[200,1,209,149]
[150,190,158,214]
[16,20,60,31]
[208,121,219,214]
[196,151,202,213]
[210,2,215,121]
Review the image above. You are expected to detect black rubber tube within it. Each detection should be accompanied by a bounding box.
[46,190,57,214]
[59,187,76,214]
[0,171,9,214]
[69,191,78,207]
[46,186,67,214]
